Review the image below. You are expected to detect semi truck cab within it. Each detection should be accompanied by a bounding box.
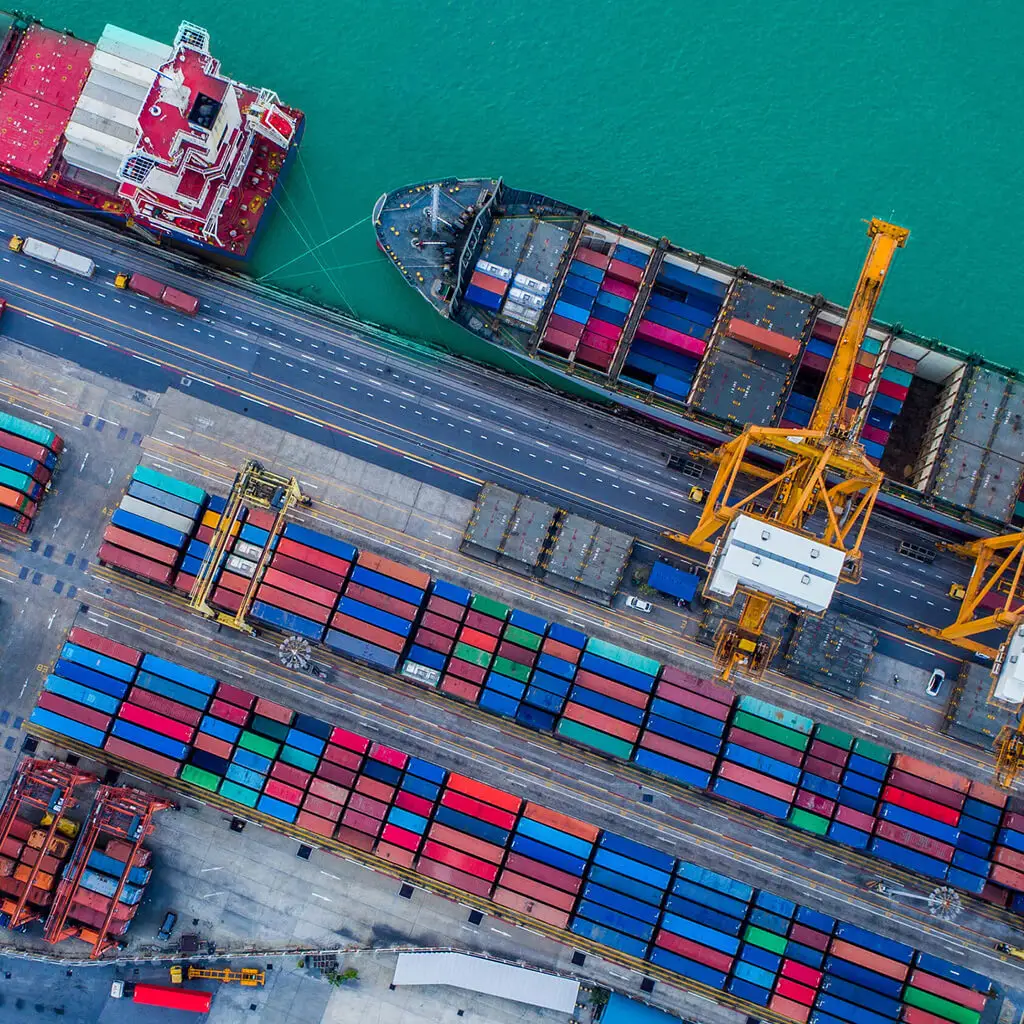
[8,235,23,252]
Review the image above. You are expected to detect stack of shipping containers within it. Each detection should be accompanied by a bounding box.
[990,801,1024,903]
[377,756,448,868]
[326,551,427,671]
[337,741,406,850]
[556,638,657,760]
[834,738,891,845]
[101,466,206,585]
[769,906,834,1023]
[301,727,365,841]
[440,594,509,702]
[479,610,548,718]
[950,781,1004,898]
[179,680,253,794]
[790,726,852,840]
[400,579,471,687]
[632,665,729,790]
[576,241,648,372]
[729,890,797,1007]
[713,696,811,820]
[0,411,62,532]
[860,350,918,466]
[517,623,583,731]
[0,816,74,928]
[69,840,152,941]
[463,258,511,314]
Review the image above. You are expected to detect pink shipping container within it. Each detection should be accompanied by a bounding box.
[658,665,734,706]
[573,246,610,270]
[585,317,621,342]
[330,727,370,753]
[654,929,734,973]
[270,761,310,789]
[263,779,303,807]
[655,681,731,721]
[492,887,570,929]
[254,697,293,725]
[504,851,583,894]
[302,793,343,821]
[794,790,834,816]
[129,688,203,727]
[208,698,249,727]
[369,742,407,770]
[908,970,987,1011]
[789,923,830,951]
[811,318,841,342]
[580,332,617,354]
[769,995,809,1023]
[574,345,614,370]
[607,258,643,284]
[600,277,637,300]
[67,627,143,667]
[835,804,875,832]
[635,319,706,357]
[547,313,585,338]
[541,330,578,355]
[861,425,889,446]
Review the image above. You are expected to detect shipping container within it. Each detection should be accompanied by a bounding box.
[97,542,173,585]
[104,735,181,777]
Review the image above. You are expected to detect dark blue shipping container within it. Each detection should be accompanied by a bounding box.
[111,508,187,549]
[962,797,1001,824]
[420,806,496,843]
[956,832,990,857]
[801,774,842,800]
[648,947,727,991]
[336,597,412,637]
[595,291,631,315]
[879,803,960,845]
[646,715,722,755]
[656,262,729,300]
[135,671,210,711]
[54,660,129,699]
[660,912,739,955]
[795,906,836,933]
[740,943,782,973]
[632,749,711,790]
[508,609,546,635]
[821,975,901,1017]
[816,993,897,1024]
[200,716,240,743]
[323,629,398,671]
[847,752,887,781]
[869,837,948,880]
[663,896,742,937]
[29,707,105,748]
[569,259,604,283]
[560,287,596,312]
[726,977,770,1006]
[524,685,564,712]
[836,787,876,815]
[784,941,824,970]
[811,1013,864,1024]
[579,653,655,692]
[915,952,991,993]
[613,244,648,268]
[180,554,203,577]
[510,834,584,875]
[724,743,801,785]
[282,523,356,562]
[592,848,670,890]
[952,849,990,876]
[674,862,753,901]
[599,832,675,874]
[649,698,725,737]
[547,623,586,648]
[111,719,188,761]
[826,821,869,850]
[946,866,986,894]
[87,850,150,887]
[468,286,504,311]
[362,760,402,786]
[406,645,446,671]
[747,908,789,936]
[516,705,556,732]
[570,686,645,726]
[293,713,331,740]
[958,815,997,841]
[233,748,273,774]
[0,447,42,476]
[479,689,518,718]
[350,565,424,606]
[841,770,883,798]
[530,668,573,695]
[406,756,446,784]
[431,578,470,605]
[487,673,526,700]
[591,305,628,329]
[588,864,665,908]
[258,794,299,824]
[574,900,653,942]
[670,877,749,920]
[570,917,647,959]
[712,777,790,819]
[755,891,795,918]
[189,749,229,776]
[833,924,912,964]
[128,481,200,521]
[517,818,593,859]
[564,273,601,297]
[61,643,136,682]
[582,884,660,926]
[141,654,217,695]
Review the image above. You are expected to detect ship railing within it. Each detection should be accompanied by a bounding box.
[449,179,502,319]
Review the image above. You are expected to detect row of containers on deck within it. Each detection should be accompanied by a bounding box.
[27,627,994,1024]
[0,411,64,532]
[95,468,1024,915]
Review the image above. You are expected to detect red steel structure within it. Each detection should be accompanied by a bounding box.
[44,785,170,956]
[0,758,96,928]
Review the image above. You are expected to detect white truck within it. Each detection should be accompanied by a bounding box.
[9,234,96,278]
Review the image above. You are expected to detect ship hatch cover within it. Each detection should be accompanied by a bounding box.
[188,92,221,129]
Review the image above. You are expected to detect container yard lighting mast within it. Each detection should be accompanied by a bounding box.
[666,219,909,679]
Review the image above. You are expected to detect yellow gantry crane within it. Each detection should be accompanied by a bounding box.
[189,459,309,634]
[666,219,909,679]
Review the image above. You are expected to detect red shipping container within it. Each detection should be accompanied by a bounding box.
[876,378,909,401]
[8,818,31,841]
[271,761,310,789]
[193,733,233,760]
[600,277,637,301]
[849,377,868,397]
[908,970,986,1012]
[118,702,194,744]
[421,840,499,882]
[861,425,889,446]
[370,742,407,769]
[811,318,842,342]
[769,995,809,1024]
[380,823,420,851]
[98,543,172,586]
[296,810,335,838]
[441,791,517,830]
[835,804,875,832]
[195,525,215,544]
[574,669,648,709]
[829,939,908,980]
[416,856,492,898]
[216,571,249,595]
[639,731,716,772]
[1002,811,1024,832]
[257,584,331,624]
[427,595,465,622]
[774,977,816,1006]
[357,551,429,590]
[127,689,202,727]
[541,637,580,663]
[990,863,1024,892]
[355,776,393,803]
[376,842,416,869]
[396,791,433,817]
[573,245,610,269]
[654,929,733,973]
[886,352,917,374]
[546,314,586,339]
[498,870,576,911]
[607,258,643,285]
[523,804,600,843]
[852,364,873,383]
[781,959,822,987]
[891,753,970,794]
[345,582,419,621]
[244,508,276,531]
[104,736,180,777]
[441,676,480,701]
[718,761,795,803]
[321,743,361,770]
[342,809,383,836]
[728,727,804,767]
[103,525,178,566]
[208,698,248,727]
[302,793,343,821]
[727,318,800,360]
[270,552,346,592]
[562,702,639,742]
[331,613,406,653]
[980,882,1010,906]
[808,739,848,767]
[881,786,960,826]
[574,345,613,371]
[430,822,505,864]
[496,641,534,667]
[348,794,388,820]
[504,851,583,894]
[969,779,1007,808]
[309,777,350,805]
[464,610,503,636]
[886,770,965,811]
[335,825,375,852]
[459,627,498,653]
[795,789,834,816]
[446,659,487,684]
[654,681,731,721]
[37,692,111,733]
[994,846,1024,872]
[413,629,453,656]
[541,329,579,355]
[585,317,621,342]
[803,756,843,783]
[173,572,195,595]
[254,697,293,725]
[492,887,570,929]
[264,779,303,807]
[329,727,370,754]
[67,627,142,667]
[421,611,459,638]
[317,763,357,791]
[211,587,243,614]
[447,774,521,813]
[875,820,954,862]
[276,537,351,577]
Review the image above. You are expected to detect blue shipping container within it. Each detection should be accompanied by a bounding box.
[648,946,727,991]
[479,690,518,718]
[44,676,121,715]
[60,643,135,682]
[631,750,712,791]
[251,602,325,642]
[869,837,948,880]
[285,728,325,756]
[199,716,240,744]
[324,629,399,672]
[600,832,675,874]
[282,523,356,562]
[833,923,912,964]
[570,917,647,959]
[879,803,960,845]
[110,508,188,550]
[111,719,188,761]
[670,876,749,919]
[587,864,665,908]
[233,748,272,774]
[712,777,790,819]
[591,848,669,890]
[915,952,991,993]
[134,671,209,711]
[579,653,655,692]
[29,707,105,748]
[674,862,753,902]
[350,565,424,606]
[574,900,653,942]
[660,912,739,955]
[547,623,586,648]
[517,817,593,859]
[141,654,216,695]
[258,794,299,824]
[53,660,129,699]
[724,743,801,785]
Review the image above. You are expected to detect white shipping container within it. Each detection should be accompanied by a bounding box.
[513,272,550,295]
[401,661,441,687]
[234,540,264,561]
[508,287,545,310]
[225,554,257,578]
[22,237,59,264]
[54,248,96,278]
[475,259,512,281]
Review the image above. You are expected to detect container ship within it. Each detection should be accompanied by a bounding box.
[374,179,1024,536]
[0,13,303,261]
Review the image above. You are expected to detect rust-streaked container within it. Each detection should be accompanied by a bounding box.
[208,698,248,727]
[420,611,459,638]
[541,637,580,663]
[216,571,250,595]
[347,793,387,820]
[968,779,1008,808]
[357,551,429,590]
[994,846,1024,872]
[803,756,843,782]
[441,676,479,701]
[271,761,311,790]
[829,938,908,980]
[411,629,453,655]
[36,692,110,733]
[492,886,569,928]
[464,610,502,636]
[657,665,734,706]
[874,820,954,862]
[427,595,464,622]
[990,863,1024,891]
[309,777,350,805]
[891,753,970,794]
[302,794,342,821]
[445,659,487,684]
[888,769,965,810]
[354,776,393,803]
[561,702,639,742]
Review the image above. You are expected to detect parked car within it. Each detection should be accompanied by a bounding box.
[157,911,177,942]
[624,595,652,613]
[926,669,946,697]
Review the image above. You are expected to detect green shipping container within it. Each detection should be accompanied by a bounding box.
[814,724,853,750]
[219,778,259,808]
[492,656,531,683]
[280,745,320,772]
[903,987,980,1024]
[788,808,829,835]
[238,730,280,759]
[585,638,660,678]
[556,718,634,760]
[251,714,291,742]
[503,625,541,651]
[853,738,892,765]
[732,710,809,752]
[180,764,220,792]
[454,642,492,669]
[132,463,207,505]
[743,925,788,954]
[470,594,509,621]
[0,410,59,451]
[736,695,814,735]
[861,338,882,355]
[881,365,913,389]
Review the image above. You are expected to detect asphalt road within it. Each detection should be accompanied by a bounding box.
[0,192,992,673]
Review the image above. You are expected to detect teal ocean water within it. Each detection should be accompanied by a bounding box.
[34,1,1024,368]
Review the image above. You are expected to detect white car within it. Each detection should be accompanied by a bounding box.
[926,669,946,697]
[625,595,653,613]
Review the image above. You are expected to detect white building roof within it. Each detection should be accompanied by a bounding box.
[994,625,1024,705]
[707,514,844,614]
[391,952,579,1013]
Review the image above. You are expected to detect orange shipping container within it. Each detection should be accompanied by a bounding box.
[769,995,810,1024]
[446,773,522,814]
[429,822,506,865]
[561,702,640,742]
[492,887,570,929]
[522,803,600,843]
[969,778,1008,808]
[891,753,970,794]
[498,870,577,911]
[376,842,416,868]
[356,550,429,590]
[469,270,508,296]
[330,613,406,653]
[829,939,908,980]
[727,318,801,360]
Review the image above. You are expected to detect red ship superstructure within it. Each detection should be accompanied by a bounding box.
[0,15,303,260]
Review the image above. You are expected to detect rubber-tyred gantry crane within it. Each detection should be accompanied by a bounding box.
[666,219,909,679]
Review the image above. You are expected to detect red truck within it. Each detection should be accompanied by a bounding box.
[115,272,199,316]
